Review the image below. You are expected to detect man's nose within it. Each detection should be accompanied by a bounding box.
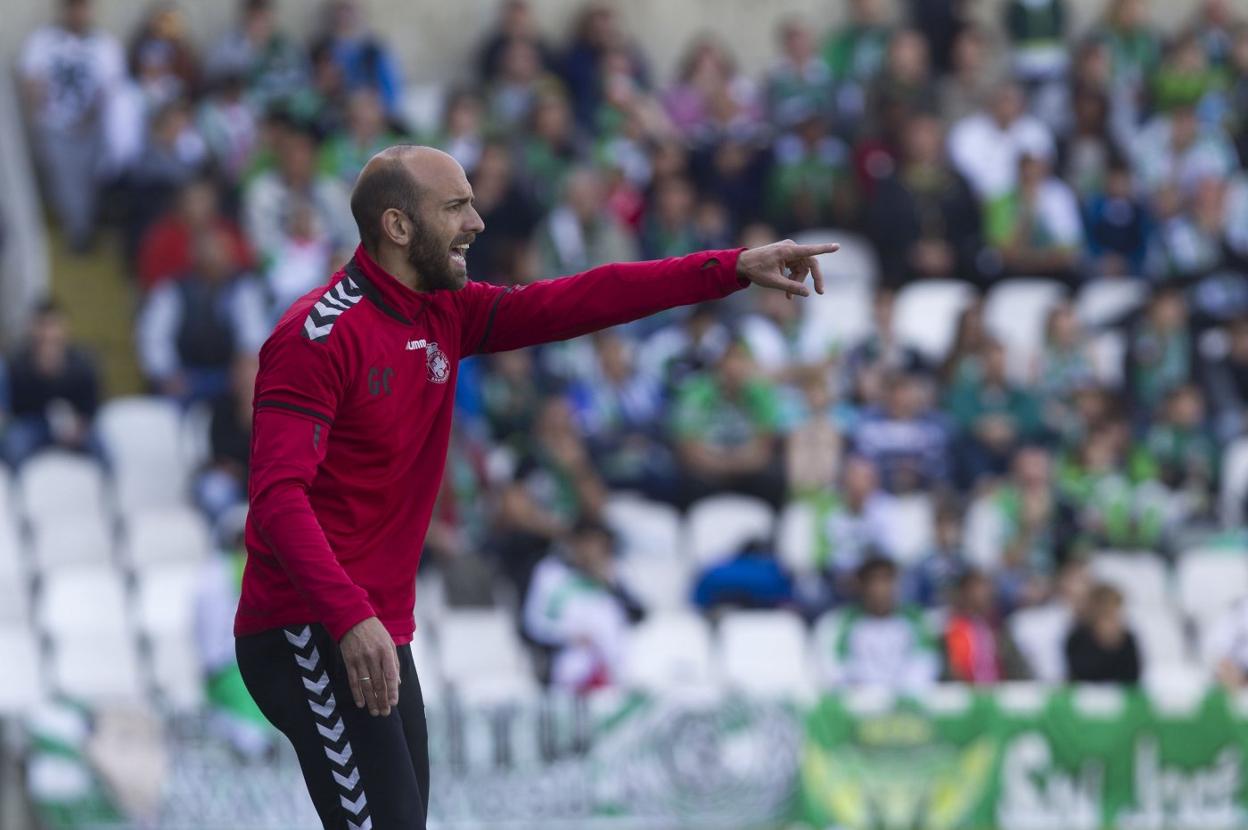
[465,205,485,234]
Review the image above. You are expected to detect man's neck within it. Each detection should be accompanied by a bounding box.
[371,246,424,292]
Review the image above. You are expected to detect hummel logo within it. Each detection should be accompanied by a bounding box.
[406,339,428,351]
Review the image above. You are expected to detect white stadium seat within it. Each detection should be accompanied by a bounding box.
[984,278,1067,380]
[800,284,873,353]
[1090,552,1171,609]
[603,496,682,560]
[51,634,146,704]
[1008,605,1073,684]
[615,553,692,612]
[180,402,213,473]
[38,565,131,639]
[686,495,775,568]
[1075,277,1147,329]
[148,632,204,711]
[18,452,107,523]
[1221,437,1248,527]
[718,610,813,700]
[0,566,30,624]
[135,561,203,638]
[1128,605,1188,668]
[777,501,817,574]
[621,611,717,692]
[889,494,936,567]
[438,609,536,704]
[29,515,115,573]
[1177,550,1248,624]
[894,279,977,363]
[1088,330,1126,386]
[123,507,212,568]
[0,625,45,713]
[97,396,191,514]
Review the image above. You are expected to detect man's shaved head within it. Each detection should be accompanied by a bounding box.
[350,145,483,291]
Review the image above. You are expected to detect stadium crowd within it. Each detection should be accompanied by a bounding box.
[14,0,1248,706]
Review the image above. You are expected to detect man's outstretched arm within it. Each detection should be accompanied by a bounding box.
[457,240,839,355]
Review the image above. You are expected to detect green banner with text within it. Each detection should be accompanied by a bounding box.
[799,688,1248,830]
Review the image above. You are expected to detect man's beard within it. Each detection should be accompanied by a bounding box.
[406,228,462,291]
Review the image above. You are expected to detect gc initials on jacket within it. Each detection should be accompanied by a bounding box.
[236,244,748,644]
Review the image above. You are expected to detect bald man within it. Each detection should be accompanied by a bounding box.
[233,145,837,829]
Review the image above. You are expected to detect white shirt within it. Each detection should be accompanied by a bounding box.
[948,111,1055,200]
[20,24,124,130]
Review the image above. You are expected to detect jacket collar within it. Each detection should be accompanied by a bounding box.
[344,244,430,324]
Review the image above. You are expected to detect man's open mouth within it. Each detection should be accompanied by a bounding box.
[449,242,470,267]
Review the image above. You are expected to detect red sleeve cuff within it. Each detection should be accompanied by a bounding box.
[703,247,749,294]
[324,600,378,642]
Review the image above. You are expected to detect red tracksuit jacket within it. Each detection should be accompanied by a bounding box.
[235,244,747,644]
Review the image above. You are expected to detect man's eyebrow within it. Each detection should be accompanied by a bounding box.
[443,194,473,206]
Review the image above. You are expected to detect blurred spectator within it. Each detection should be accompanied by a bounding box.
[822,556,940,693]
[851,371,949,494]
[137,228,269,404]
[940,26,1001,123]
[693,535,794,612]
[124,99,211,262]
[1125,286,1194,417]
[1145,383,1217,519]
[866,112,983,286]
[1034,302,1097,435]
[766,110,853,231]
[424,423,496,606]
[1058,421,1167,551]
[561,4,649,128]
[243,120,355,265]
[493,397,608,594]
[1012,558,1092,681]
[313,0,404,114]
[664,36,761,145]
[195,508,275,758]
[1064,582,1142,683]
[488,39,562,133]
[941,300,990,385]
[1004,0,1068,88]
[864,29,937,138]
[195,355,257,522]
[466,143,542,281]
[2,301,100,468]
[137,177,253,292]
[478,0,557,84]
[262,195,336,318]
[640,175,698,260]
[908,0,970,74]
[1192,0,1237,67]
[765,17,834,130]
[1150,33,1227,118]
[1132,103,1236,195]
[797,456,904,604]
[740,284,819,381]
[949,81,1055,201]
[985,153,1083,283]
[944,569,1029,683]
[534,167,637,276]
[516,92,579,207]
[1098,0,1162,93]
[948,338,1042,487]
[206,0,308,107]
[196,72,259,187]
[567,332,675,502]
[786,370,845,496]
[431,89,487,175]
[671,340,785,508]
[127,4,200,108]
[1204,315,1248,441]
[1059,87,1119,200]
[19,0,124,252]
[287,40,350,138]
[522,518,643,693]
[822,0,891,129]
[976,446,1062,609]
[846,289,927,396]
[1084,161,1150,276]
[318,89,402,184]
[906,499,968,608]
[479,349,542,447]
[637,302,732,393]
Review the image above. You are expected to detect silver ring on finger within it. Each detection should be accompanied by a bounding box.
[360,676,372,682]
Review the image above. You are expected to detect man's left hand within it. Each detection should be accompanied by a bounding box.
[736,240,839,298]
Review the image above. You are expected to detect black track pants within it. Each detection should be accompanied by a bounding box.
[236,624,429,830]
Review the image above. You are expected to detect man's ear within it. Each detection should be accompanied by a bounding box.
[381,208,410,246]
